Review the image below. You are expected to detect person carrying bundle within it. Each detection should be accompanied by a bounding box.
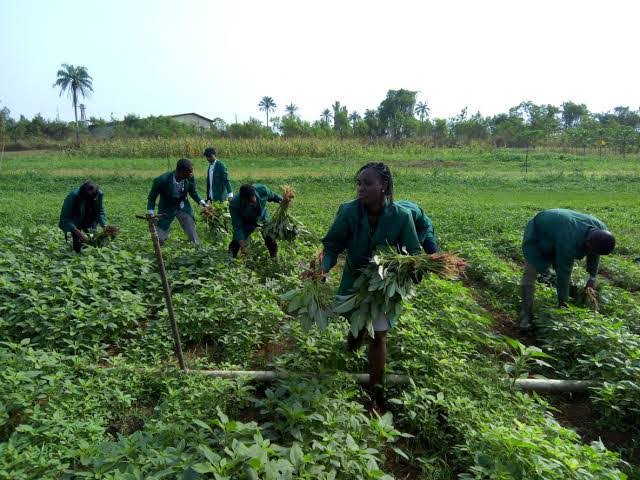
[203,147,234,202]
[520,208,616,331]
[59,181,108,252]
[396,200,439,254]
[321,162,421,412]
[228,184,287,258]
[147,158,206,246]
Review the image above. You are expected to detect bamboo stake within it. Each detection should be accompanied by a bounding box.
[100,365,598,393]
[136,214,186,370]
[189,370,596,393]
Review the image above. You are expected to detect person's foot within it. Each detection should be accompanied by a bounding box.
[518,312,532,331]
[366,385,386,414]
[367,399,384,415]
[519,285,535,332]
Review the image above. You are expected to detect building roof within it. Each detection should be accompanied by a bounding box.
[169,113,214,123]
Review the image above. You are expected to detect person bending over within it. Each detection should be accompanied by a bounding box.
[520,208,615,330]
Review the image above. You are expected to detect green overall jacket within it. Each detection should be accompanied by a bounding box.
[322,200,422,319]
[396,200,438,253]
[522,209,607,303]
[229,184,282,241]
[206,160,233,202]
[59,188,107,233]
[147,171,204,231]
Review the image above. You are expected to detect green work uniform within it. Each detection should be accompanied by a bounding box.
[322,199,421,323]
[59,188,107,233]
[396,200,438,253]
[522,208,607,304]
[147,171,204,231]
[229,184,282,241]
[206,160,233,202]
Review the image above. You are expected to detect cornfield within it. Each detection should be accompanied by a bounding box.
[72,137,434,159]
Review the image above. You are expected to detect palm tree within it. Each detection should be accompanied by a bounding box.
[415,101,430,122]
[348,111,361,127]
[320,109,332,124]
[53,64,93,143]
[285,103,299,117]
[258,96,277,127]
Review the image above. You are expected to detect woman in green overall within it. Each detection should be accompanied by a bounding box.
[321,162,421,411]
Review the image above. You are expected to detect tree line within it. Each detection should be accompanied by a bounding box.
[2,86,639,154]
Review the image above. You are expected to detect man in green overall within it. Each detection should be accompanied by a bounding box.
[396,200,438,254]
[228,184,284,258]
[147,159,206,246]
[59,181,108,252]
[203,147,234,202]
[520,208,616,330]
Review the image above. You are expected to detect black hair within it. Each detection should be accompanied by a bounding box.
[203,147,216,158]
[355,162,394,203]
[588,229,616,255]
[176,158,193,172]
[78,181,99,200]
[239,184,256,201]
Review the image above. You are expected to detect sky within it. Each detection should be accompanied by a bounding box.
[1,0,639,124]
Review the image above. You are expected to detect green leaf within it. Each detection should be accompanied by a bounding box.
[290,443,303,468]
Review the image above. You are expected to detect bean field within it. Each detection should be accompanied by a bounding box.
[1,149,639,479]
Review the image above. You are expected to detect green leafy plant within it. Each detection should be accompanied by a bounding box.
[200,202,230,242]
[280,253,334,330]
[502,336,555,386]
[334,249,465,337]
[262,185,308,242]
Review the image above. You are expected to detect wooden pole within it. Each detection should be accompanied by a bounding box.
[136,214,186,370]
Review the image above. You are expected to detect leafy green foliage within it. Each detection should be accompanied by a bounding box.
[0,151,638,477]
[200,202,231,242]
[262,186,308,242]
[334,249,465,337]
[281,253,334,331]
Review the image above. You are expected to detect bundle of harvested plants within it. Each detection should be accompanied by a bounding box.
[262,185,308,241]
[200,202,231,242]
[280,252,334,330]
[334,248,466,337]
[86,225,120,247]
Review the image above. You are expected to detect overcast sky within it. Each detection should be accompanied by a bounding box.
[1,0,638,124]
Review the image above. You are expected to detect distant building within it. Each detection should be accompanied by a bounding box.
[169,113,214,129]
[88,124,114,139]
[88,112,215,138]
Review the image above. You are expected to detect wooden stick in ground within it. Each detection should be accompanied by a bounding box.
[136,214,186,370]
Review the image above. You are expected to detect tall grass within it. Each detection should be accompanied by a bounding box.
[71,137,640,163]
[73,137,433,158]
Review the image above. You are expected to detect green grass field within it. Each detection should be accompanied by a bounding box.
[1,149,639,479]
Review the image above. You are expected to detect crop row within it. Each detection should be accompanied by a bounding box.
[1,225,633,478]
[456,241,640,433]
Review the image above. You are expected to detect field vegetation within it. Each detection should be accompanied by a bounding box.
[0,147,639,479]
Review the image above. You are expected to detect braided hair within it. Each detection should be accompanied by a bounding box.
[76,181,100,221]
[355,162,394,203]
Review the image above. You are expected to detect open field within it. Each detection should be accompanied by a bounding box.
[1,149,639,479]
